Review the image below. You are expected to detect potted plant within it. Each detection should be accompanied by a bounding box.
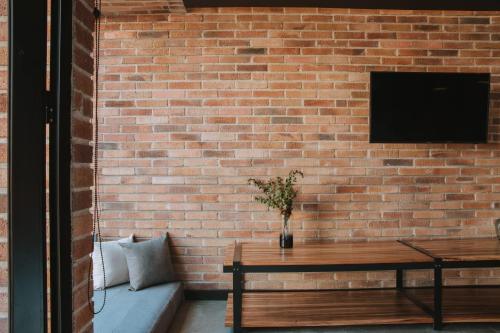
[249,170,303,248]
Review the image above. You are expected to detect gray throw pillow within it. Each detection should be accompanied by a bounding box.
[119,235,175,291]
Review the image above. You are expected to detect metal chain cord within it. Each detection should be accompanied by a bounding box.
[88,0,106,315]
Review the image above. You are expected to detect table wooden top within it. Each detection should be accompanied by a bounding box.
[406,238,500,262]
[223,241,434,268]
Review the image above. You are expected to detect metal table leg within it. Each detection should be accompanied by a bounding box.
[433,261,443,330]
[232,242,244,333]
[396,269,404,290]
[233,262,243,333]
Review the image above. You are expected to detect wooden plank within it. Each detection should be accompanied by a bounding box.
[407,238,500,262]
[407,287,500,323]
[225,290,433,328]
[224,241,433,269]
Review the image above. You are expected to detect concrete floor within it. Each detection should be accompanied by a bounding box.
[169,301,500,333]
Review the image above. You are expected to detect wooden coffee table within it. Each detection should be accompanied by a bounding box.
[224,239,500,332]
[223,241,436,332]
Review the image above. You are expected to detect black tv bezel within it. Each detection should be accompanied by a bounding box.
[369,71,491,144]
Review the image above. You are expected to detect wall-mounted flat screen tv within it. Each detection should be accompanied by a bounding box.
[370,72,490,143]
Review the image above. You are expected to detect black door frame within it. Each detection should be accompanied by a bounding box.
[8,0,48,330]
[8,0,73,331]
[48,0,73,331]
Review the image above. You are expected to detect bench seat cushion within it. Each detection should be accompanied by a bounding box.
[93,282,183,333]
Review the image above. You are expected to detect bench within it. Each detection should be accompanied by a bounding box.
[93,281,184,332]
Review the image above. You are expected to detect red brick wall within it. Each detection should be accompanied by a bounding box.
[99,8,500,290]
[72,0,95,331]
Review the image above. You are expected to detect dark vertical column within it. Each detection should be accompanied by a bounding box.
[396,269,404,290]
[433,260,443,330]
[8,0,48,331]
[49,0,73,331]
[233,263,243,333]
[232,242,243,333]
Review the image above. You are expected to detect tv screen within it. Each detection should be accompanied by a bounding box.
[370,72,490,143]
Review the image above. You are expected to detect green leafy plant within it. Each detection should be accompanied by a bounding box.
[248,170,304,225]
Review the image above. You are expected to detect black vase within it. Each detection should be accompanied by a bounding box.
[280,214,293,248]
[280,233,293,248]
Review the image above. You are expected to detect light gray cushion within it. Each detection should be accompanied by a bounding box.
[92,235,134,290]
[119,235,175,291]
[93,282,183,333]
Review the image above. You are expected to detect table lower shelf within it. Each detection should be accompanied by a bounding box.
[225,287,500,328]
[225,289,432,328]
[408,287,500,324]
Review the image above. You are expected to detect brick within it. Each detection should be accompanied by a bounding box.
[445,194,475,201]
[271,117,303,124]
[429,49,458,57]
[237,47,266,54]
[236,64,268,71]
[459,17,490,25]
[383,159,413,166]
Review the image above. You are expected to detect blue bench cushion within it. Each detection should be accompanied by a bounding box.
[93,282,183,333]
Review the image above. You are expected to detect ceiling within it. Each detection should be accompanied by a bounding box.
[102,0,186,15]
[184,0,500,11]
[101,0,500,16]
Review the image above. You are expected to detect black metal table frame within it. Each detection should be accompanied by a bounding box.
[223,242,444,333]
[399,240,500,330]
